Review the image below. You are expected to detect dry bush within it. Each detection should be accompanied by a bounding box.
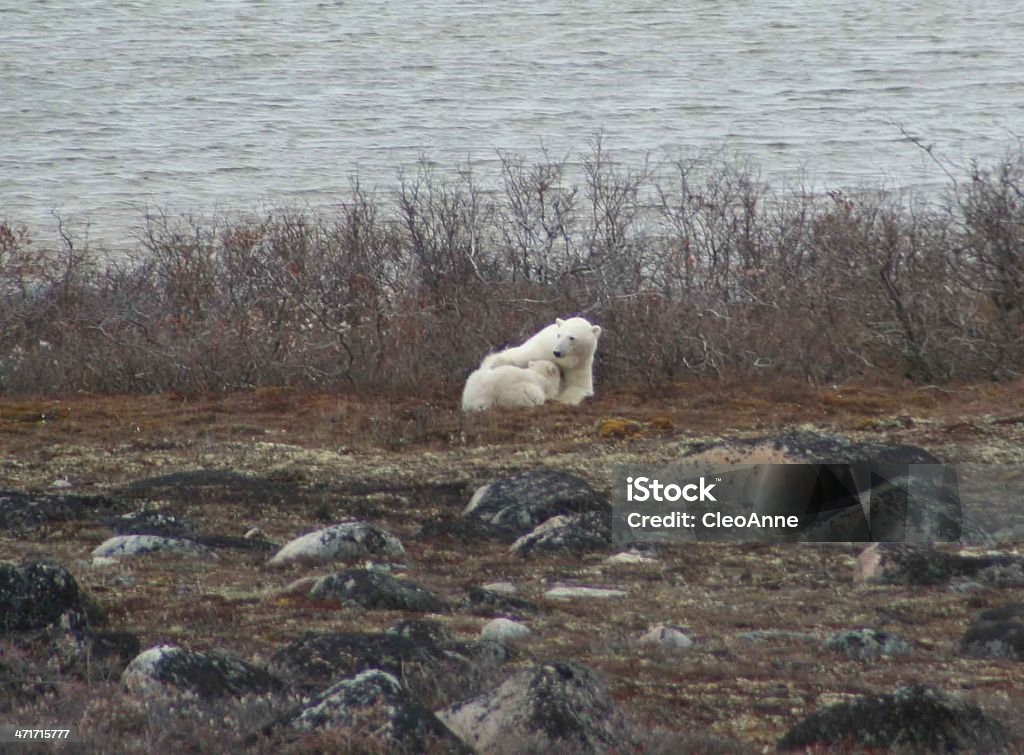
[2,143,1023,395]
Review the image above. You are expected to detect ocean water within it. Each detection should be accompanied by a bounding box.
[2,0,1022,249]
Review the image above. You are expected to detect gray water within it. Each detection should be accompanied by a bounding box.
[2,0,1023,250]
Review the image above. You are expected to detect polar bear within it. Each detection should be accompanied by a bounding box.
[481,316,601,405]
[461,360,561,412]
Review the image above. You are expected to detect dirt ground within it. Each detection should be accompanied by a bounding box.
[2,376,1023,750]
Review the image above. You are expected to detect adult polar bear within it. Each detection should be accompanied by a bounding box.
[482,316,601,405]
[462,360,561,412]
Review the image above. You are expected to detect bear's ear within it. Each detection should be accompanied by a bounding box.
[591,325,602,338]
[556,318,565,327]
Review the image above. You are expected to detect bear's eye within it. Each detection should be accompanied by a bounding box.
[569,336,576,341]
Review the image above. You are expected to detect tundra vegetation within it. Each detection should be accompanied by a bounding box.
[2,144,1024,752]
[1,143,1023,395]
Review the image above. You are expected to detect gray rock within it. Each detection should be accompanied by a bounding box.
[544,585,626,600]
[280,669,469,753]
[386,617,456,647]
[267,520,405,567]
[463,470,608,539]
[777,683,1008,752]
[309,569,447,613]
[638,624,694,650]
[122,644,283,699]
[438,661,624,753]
[91,534,215,560]
[0,490,121,534]
[480,618,531,643]
[962,603,1024,660]
[271,630,452,691]
[510,510,611,556]
[824,629,911,659]
[108,510,197,538]
[0,561,103,634]
[459,585,539,619]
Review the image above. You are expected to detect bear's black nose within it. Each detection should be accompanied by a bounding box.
[553,350,563,358]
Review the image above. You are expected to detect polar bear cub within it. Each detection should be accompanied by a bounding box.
[482,316,601,405]
[461,360,562,412]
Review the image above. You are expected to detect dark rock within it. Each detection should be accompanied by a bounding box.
[87,630,142,665]
[122,644,283,699]
[267,521,405,567]
[459,586,539,619]
[278,669,469,753]
[107,510,196,538]
[119,470,277,503]
[192,533,278,552]
[0,561,104,634]
[510,510,611,556]
[855,543,1024,585]
[386,617,455,646]
[962,604,1024,660]
[309,569,448,613]
[0,490,121,534]
[824,629,910,659]
[438,661,624,753]
[777,683,1009,752]
[462,470,609,540]
[106,511,276,551]
[271,631,448,690]
[419,515,514,543]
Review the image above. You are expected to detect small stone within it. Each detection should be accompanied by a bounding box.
[604,550,658,565]
[824,629,911,659]
[543,585,627,600]
[480,618,531,642]
[638,624,694,649]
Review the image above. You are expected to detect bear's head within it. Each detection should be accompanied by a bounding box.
[551,317,601,368]
[527,359,562,398]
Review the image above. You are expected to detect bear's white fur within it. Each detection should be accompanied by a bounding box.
[461,359,561,412]
[481,316,601,405]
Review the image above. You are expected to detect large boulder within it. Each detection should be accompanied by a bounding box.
[0,561,103,634]
[309,569,447,613]
[278,669,468,753]
[510,511,611,556]
[121,644,283,699]
[462,470,608,540]
[437,661,624,753]
[961,603,1024,660]
[267,521,405,567]
[777,684,1008,752]
[272,630,450,691]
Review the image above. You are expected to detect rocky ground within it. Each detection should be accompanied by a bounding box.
[2,377,1023,753]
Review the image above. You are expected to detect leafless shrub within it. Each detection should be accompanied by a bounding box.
[2,142,1023,395]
